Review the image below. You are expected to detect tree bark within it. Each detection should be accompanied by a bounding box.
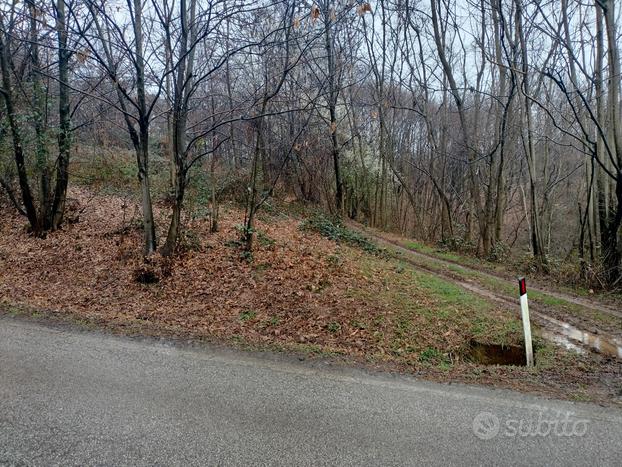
[0,28,39,230]
[52,0,71,229]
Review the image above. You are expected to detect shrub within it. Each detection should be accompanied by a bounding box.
[299,213,385,256]
[487,241,510,263]
[437,235,476,255]
[436,223,476,254]
[177,229,202,254]
[257,230,276,248]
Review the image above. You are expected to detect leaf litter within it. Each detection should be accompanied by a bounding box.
[0,187,620,405]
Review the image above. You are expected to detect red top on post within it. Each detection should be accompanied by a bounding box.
[518,277,527,296]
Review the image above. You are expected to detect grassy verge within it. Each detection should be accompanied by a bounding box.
[342,252,524,367]
[395,240,622,333]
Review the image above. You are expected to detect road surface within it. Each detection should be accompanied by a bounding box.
[1,315,621,466]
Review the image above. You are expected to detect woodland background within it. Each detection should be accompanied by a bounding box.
[1,0,622,289]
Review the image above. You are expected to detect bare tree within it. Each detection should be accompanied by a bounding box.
[0,0,76,234]
[79,0,163,254]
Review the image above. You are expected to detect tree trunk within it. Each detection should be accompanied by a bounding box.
[0,31,39,230]
[323,1,343,215]
[28,0,52,233]
[52,0,71,229]
[430,0,483,251]
[138,131,157,255]
[601,0,622,284]
[162,0,198,256]
[134,0,157,255]
[516,0,547,265]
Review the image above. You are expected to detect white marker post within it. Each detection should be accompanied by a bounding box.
[518,277,534,367]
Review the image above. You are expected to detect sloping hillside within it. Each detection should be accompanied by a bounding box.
[0,188,620,404]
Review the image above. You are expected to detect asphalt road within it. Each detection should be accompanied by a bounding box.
[1,315,621,466]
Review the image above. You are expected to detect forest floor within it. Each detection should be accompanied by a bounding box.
[1,187,621,406]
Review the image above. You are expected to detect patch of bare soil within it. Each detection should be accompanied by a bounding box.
[0,188,620,406]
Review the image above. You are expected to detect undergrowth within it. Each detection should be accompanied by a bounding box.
[300,213,385,256]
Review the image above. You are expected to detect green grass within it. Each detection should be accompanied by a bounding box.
[446,263,470,274]
[407,241,485,268]
[239,310,257,321]
[344,253,523,362]
[414,272,490,310]
[396,242,622,330]
[530,291,565,306]
[417,347,453,370]
[406,241,436,255]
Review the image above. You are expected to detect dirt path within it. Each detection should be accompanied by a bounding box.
[349,223,622,359]
[352,223,622,318]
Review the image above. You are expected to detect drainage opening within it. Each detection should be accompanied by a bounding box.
[133,267,160,284]
[467,340,529,366]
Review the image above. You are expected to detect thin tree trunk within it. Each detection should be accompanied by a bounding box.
[52,0,71,229]
[0,31,39,230]
[134,0,157,255]
[516,0,546,265]
[28,0,52,233]
[323,0,343,214]
[430,0,484,251]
